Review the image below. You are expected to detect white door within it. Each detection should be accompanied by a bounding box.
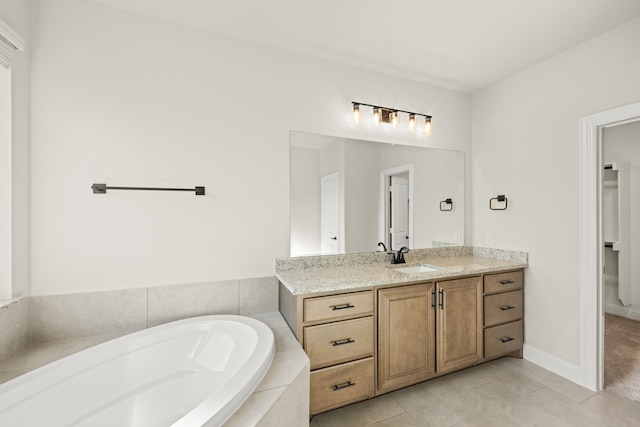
[321,172,340,254]
[391,176,410,250]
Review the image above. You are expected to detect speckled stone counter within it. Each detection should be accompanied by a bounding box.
[276,246,527,296]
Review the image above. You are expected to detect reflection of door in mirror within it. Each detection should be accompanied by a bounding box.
[390,175,410,250]
[321,172,340,254]
[380,164,414,251]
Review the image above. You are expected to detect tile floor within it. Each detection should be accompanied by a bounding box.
[310,357,640,427]
[2,337,640,426]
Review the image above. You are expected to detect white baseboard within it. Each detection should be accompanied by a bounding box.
[604,303,640,321]
[523,343,582,385]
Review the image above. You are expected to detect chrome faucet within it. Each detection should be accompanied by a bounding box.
[391,246,409,264]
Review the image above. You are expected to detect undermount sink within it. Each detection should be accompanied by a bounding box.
[394,263,438,274]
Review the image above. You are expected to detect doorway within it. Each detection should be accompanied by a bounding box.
[601,122,640,402]
[579,101,640,392]
[379,164,414,251]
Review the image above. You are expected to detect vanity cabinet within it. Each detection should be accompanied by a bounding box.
[436,276,483,373]
[377,276,482,394]
[377,283,436,393]
[298,291,375,415]
[278,267,525,416]
[483,270,524,359]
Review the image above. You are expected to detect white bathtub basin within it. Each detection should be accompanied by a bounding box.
[0,315,275,427]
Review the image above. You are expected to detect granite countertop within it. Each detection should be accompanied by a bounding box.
[275,246,528,296]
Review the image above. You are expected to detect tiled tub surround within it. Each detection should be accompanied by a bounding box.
[276,246,528,295]
[28,275,279,343]
[0,298,29,362]
[0,276,305,424]
[0,311,310,426]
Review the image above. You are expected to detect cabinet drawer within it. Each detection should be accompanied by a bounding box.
[304,291,373,323]
[484,320,523,359]
[310,357,374,415]
[484,270,523,294]
[484,290,523,327]
[305,317,374,370]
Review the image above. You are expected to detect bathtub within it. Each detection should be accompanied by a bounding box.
[0,315,275,426]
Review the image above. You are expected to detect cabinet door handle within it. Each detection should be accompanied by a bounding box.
[331,338,355,346]
[500,305,515,311]
[332,381,356,391]
[439,289,444,310]
[331,303,355,311]
[431,289,436,309]
[500,337,515,343]
[499,279,515,285]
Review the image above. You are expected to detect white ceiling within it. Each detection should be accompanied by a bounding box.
[88,0,640,93]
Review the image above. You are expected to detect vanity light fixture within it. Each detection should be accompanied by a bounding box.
[351,101,433,137]
[390,110,399,127]
[424,117,433,136]
[352,103,362,124]
[372,107,382,126]
[408,113,417,131]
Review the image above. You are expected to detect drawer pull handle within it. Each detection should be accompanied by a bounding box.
[500,337,515,343]
[331,303,355,311]
[332,381,356,391]
[500,306,515,311]
[499,280,515,285]
[332,338,355,346]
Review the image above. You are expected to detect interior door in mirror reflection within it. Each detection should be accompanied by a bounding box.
[390,175,410,250]
[321,172,340,254]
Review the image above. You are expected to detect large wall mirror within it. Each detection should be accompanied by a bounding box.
[290,131,464,257]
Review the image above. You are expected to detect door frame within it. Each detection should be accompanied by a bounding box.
[379,164,414,250]
[579,100,640,391]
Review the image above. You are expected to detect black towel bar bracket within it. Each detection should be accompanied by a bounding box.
[91,183,205,196]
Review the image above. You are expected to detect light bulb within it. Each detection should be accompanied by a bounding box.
[424,117,432,136]
[408,114,416,131]
[372,108,381,126]
[391,111,399,127]
[352,104,361,124]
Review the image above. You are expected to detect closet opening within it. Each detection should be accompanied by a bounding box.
[601,122,640,403]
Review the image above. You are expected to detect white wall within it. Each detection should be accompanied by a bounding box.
[0,0,30,298]
[472,17,640,368]
[30,0,471,296]
[344,140,379,253]
[289,147,321,256]
[604,121,640,161]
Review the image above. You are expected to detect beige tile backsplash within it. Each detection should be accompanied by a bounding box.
[0,298,29,361]
[30,289,148,343]
[239,276,279,315]
[23,276,279,345]
[147,280,239,327]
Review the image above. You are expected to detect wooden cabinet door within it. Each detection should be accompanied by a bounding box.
[377,283,436,394]
[436,276,483,373]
